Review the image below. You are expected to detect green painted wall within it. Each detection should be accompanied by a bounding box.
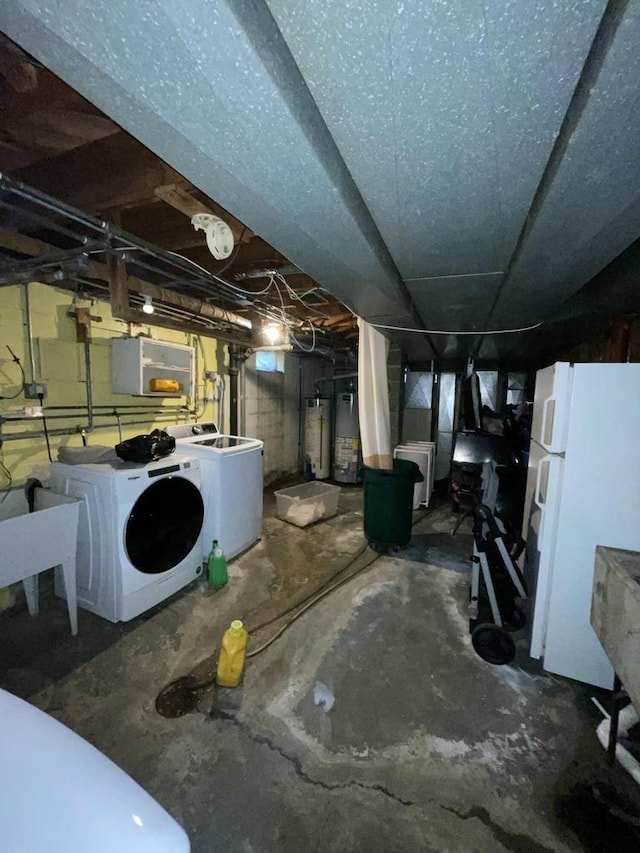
[0,282,228,488]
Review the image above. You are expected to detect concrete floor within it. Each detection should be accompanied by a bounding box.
[3,481,640,852]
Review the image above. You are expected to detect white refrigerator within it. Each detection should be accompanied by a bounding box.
[523,362,640,689]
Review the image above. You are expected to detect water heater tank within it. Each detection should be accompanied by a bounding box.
[304,398,331,480]
[334,390,361,484]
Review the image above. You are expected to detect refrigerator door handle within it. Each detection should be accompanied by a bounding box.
[533,454,550,542]
[540,396,554,451]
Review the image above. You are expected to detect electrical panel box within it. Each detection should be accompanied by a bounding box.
[111,337,194,397]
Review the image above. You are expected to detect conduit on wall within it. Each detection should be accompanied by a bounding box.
[357,318,392,469]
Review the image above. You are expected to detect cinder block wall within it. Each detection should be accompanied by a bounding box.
[243,352,331,484]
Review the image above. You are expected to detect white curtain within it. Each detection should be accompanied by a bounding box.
[357,318,392,469]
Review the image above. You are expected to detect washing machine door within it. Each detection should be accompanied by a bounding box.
[125,477,204,574]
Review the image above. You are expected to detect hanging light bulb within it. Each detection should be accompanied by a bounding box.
[264,322,283,345]
[142,295,154,315]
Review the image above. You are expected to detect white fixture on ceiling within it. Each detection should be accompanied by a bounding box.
[191,213,234,260]
[142,295,154,314]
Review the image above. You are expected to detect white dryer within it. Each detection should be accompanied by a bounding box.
[49,454,204,622]
[166,422,263,561]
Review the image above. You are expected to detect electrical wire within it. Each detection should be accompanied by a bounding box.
[268,273,319,352]
[0,346,26,399]
[289,318,317,353]
[163,249,277,297]
[368,320,543,335]
[93,239,331,344]
[275,272,332,319]
[212,226,247,276]
[38,393,53,462]
[163,250,331,335]
[93,236,334,349]
[0,457,12,503]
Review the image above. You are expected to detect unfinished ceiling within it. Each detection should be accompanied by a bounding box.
[1,1,639,365]
[0,34,357,351]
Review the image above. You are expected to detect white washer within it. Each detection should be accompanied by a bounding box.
[49,454,204,622]
[167,422,263,561]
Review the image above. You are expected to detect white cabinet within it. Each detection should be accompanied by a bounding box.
[111,337,194,397]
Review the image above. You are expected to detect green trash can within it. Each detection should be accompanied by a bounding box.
[362,458,424,551]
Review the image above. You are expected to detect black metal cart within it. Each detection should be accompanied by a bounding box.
[469,505,528,665]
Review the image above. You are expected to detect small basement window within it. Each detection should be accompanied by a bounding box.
[256,351,285,372]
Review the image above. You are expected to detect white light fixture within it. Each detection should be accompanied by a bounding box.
[191,213,234,260]
[264,322,283,345]
[142,295,154,315]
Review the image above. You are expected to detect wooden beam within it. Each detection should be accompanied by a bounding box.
[0,34,38,92]
[0,229,56,257]
[320,312,355,328]
[607,320,631,362]
[6,109,118,154]
[15,132,184,213]
[107,250,130,320]
[119,205,221,252]
[154,183,253,244]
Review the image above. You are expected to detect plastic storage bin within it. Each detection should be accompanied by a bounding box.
[362,459,423,550]
[275,481,341,527]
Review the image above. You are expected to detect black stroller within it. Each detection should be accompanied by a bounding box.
[469,505,528,665]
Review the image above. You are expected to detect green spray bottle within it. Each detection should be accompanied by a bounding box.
[207,539,228,590]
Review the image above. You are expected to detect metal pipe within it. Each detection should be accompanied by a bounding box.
[191,333,200,419]
[2,411,182,422]
[1,198,93,243]
[83,337,94,432]
[114,409,123,443]
[2,414,101,422]
[228,344,241,435]
[22,284,37,383]
[1,174,106,234]
[130,280,253,331]
[298,356,304,470]
[251,344,294,352]
[1,413,182,442]
[218,377,225,433]
[314,371,358,383]
[44,404,189,410]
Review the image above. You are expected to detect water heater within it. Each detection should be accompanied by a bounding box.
[304,397,331,480]
[334,389,361,483]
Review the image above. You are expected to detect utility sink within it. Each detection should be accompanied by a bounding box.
[592,546,640,708]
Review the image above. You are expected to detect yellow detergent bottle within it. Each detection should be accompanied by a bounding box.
[149,378,182,393]
[216,620,249,688]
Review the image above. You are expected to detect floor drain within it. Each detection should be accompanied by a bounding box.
[155,675,215,718]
